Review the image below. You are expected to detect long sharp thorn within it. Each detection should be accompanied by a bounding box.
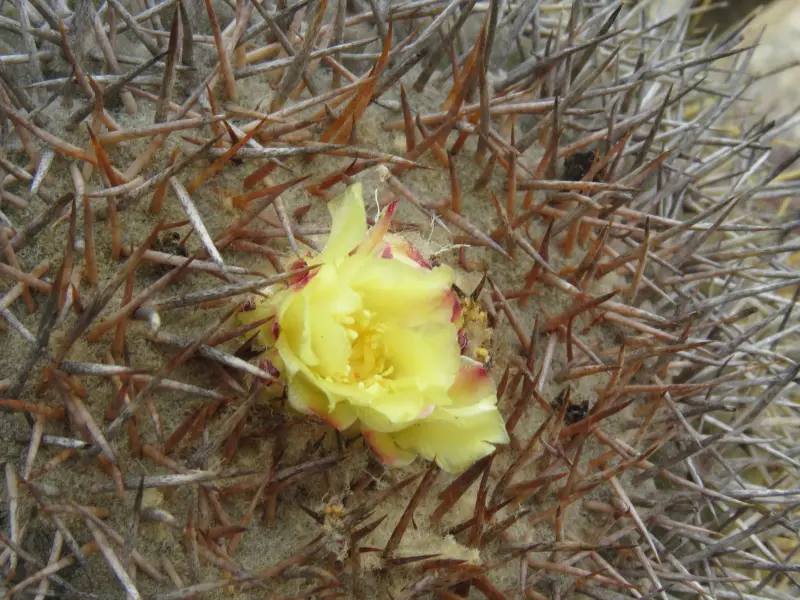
[271,0,329,112]
[383,463,439,557]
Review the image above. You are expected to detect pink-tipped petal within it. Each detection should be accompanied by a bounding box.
[287,259,315,290]
[326,401,358,430]
[287,372,357,430]
[458,328,469,354]
[391,407,509,473]
[448,290,462,323]
[404,243,432,269]
[363,430,416,467]
[286,372,328,417]
[358,199,398,256]
[259,359,281,379]
[448,357,494,407]
[381,235,433,270]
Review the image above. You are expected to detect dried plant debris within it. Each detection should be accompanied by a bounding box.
[0,0,799,599]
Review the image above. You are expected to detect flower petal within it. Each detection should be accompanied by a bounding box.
[316,182,368,263]
[287,372,357,430]
[363,430,416,468]
[310,264,363,316]
[357,199,397,255]
[382,323,460,391]
[246,179,510,474]
[344,257,455,325]
[328,401,358,430]
[354,391,426,432]
[307,308,351,377]
[448,357,495,407]
[287,258,315,289]
[276,264,363,378]
[391,406,509,473]
[306,266,362,377]
[382,235,433,269]
[286,371,326,416]
[236,302,275,348]
[277,290,317,370]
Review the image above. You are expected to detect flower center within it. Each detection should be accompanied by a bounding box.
[335,309,394,387]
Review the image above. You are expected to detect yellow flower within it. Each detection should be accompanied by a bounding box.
[240,183,509,473]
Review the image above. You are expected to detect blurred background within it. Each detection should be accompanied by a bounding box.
[664,0,800,149]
